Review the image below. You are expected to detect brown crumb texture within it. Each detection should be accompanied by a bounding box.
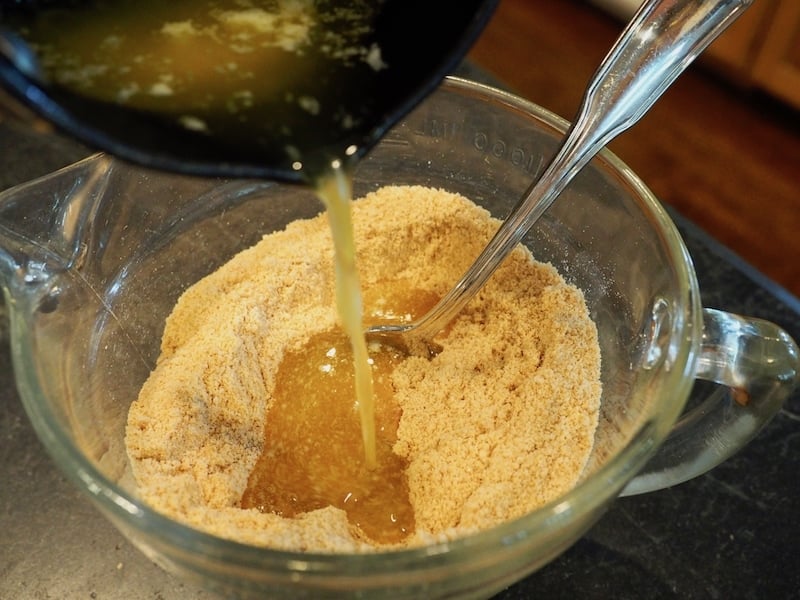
[125,185,601,552]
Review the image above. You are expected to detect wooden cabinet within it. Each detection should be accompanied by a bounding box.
[705,0,800,109]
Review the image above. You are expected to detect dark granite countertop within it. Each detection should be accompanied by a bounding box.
[1,77,799,599]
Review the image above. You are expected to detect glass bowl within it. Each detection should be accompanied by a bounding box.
[0,77,796,599]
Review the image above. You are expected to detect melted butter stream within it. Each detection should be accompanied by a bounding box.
[240,165,440,544]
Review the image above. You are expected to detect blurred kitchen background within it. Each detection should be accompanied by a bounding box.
[467,0,800,297]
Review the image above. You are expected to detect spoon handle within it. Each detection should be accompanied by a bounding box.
[396,0,752,340]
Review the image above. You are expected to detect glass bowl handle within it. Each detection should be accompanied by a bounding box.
[622,308,799,496]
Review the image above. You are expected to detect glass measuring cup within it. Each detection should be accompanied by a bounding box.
[0,77,796,599]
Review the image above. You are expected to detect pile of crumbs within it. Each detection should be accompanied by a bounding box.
[125,185,602,552]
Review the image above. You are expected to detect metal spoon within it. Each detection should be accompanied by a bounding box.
[367,0,753,343]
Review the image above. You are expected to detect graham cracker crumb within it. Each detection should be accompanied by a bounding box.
[125,185,601,551]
